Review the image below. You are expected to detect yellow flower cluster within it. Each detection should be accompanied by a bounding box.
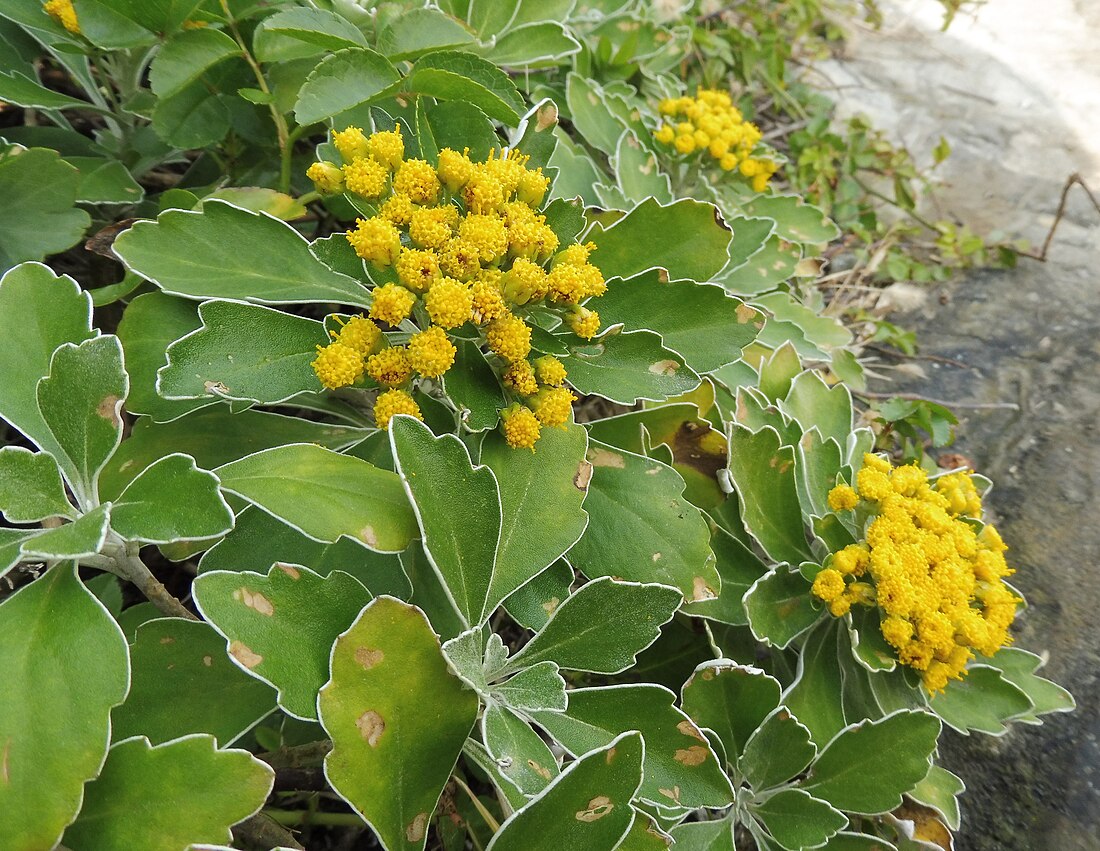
[308,127,596,444]
[43,0,79,33]
[654,89,778,192]
[814,455,1019,693]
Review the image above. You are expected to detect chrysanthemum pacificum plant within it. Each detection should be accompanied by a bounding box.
[308,126,599,449]
[815,454,1020,693]
[654,88,779,191]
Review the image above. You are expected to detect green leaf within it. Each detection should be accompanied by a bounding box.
[0,446,74,522]
[193,564,372,720]
[743,566,821,649]
[149,28,240,98]
[741,707,816,791]
[755,293,852,354]
[482,703,559,796]
[721,216,775,271]
[908,765,964,831]
[151,82,230,149]
[802,710,941,815]
[254,7,369,63]
[586,198,732,283]
[565,441,718,601]
[479,22,580,66]
[501,577,681,676]
[37,335,127,503]
[66,157,144,205]
[114,201,370,306]
[419,99,500,164]
[320,596,479,850]
[566,330,700,406]
[530,684,734,810]
[204,187,307,221]
[681,661,781,768]
[502,558,573,630]
[467,0,519,36]
[158,300,328,405]
[615,130,672,205]
[19,503,111,559]
[783,620,848,746]
[669,820,735,851]
[781,371,853,449]
[726,424,813,565]
[750,788,847,851]
[0,565,129,851]
[492,661,568,713]
[846,605,898,673]
[216,443,418,553]
[757,342,801,402]
[564,74,630,154]
[926,665,1033,735]
[404,50,525,125]
[744,195,840,246]
[596,271,759,374]
[64,735,274,850]
[480,422,589,609]
[984,647,1074,720]
[111,618,276,745]
[443,339,507,432]
[619,812,675,850]
[717,235,800,296]
[110,454,232,543]
[0,148,90,269]
[391,416,501,626]
[293,47,400,125]
[0,69,102,110]
[378,8,475,60]
[486,731,644,851]
[796,429,844,521]
[683,527,767,626]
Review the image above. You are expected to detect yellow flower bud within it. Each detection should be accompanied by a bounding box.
[306,161,345,195]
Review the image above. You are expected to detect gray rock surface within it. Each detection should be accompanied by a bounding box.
[822,2,1100,847]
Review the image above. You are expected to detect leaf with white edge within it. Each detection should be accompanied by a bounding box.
[566,442,717,600]
[755,293,852,356]
[501,577,681,676]
[216,443,417,553]
[0,148,90,268]
[780,371,853,450]
[111,618,276,745]
[0,564,129,851]
[784,619,848,746]
[0,446,74,522]
[320,596,479,851]
[925,665,1033,736]
[683,527,767,626]
[796,429,844,521]
[64,734,273,851]
[442,626,490,693]
[149,28,240,97]
[586,197,732,282]
[669,819,735,850]
[908,765,964,831]
[254,7,369,63]
[478,21,580,65]
[390,416,502,626]
[0,70,105,111]
[482,703,559,796]
[35,334,126,504]
[744,195,841,246]
[480,422,589,610]
[618,812,674,850]
[486,731,644,851]
[756,342,801,402]
[741,708,816,791]
[404,50,525,124]
[802,710,941,815]
[67,157,144,205]
[726,424,814,565]
[596,271,760,374]
[0,263,93,457]
[113,201,371,306]
[110,454,232,544]
[615,130,673,205]
[0,529,25,578]
[750,788,847,851]
[19,503,111,559]
[293,47,400,125]
[158,301,328,404]
[503,558,574,630]
[718,235,801,296]
[564,74,630,154]
[193,564,372,720]
[847,605,898,673]
[681,661,782,768]
[530,684,734,810]
[377,8,475,60]
[720,216,776,273]
[743,566,821,649]
[566,330,701,406]
[983,647,1074,721]
[492,661,568,713]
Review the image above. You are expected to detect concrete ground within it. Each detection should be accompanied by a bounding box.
[820,2,1100,848]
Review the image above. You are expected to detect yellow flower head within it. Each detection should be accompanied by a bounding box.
[395,248,442,293]
[462,169,506,214]
[306,161,344,195]
[368,127,404,171]
[546,264,587,304]
[459,214,508,263]
[394,159,441,205]
[533,355,567,387]
[346,217,402,267]
[516,167,550,207]
[44,0,80,33]
[827,484,859,512]
[379,193,415,227]
[482,148,527,197]
[530,387,576,428]
[655,124,675,145]
[333,127,370,162]
[332,315,382,355]
[471,274,507,323]
[486,313,532,363]
[424,277,474,329]
[374,389,422,430]
[368,283,416,326]
[553,242,594,267]
[503,360,538,397]
[312,342,364,390]
[501,403,540,451]
[811,568,845,603]
[409,206,457,250]
[342,157,388,199]
[567,306,601,340]
[366,346,412,387]
[407,326,456,378]
[440,238,482,281]
[501,258,548,305]
[437,147,475,192]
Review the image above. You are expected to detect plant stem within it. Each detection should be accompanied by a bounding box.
[233,814,306,851]
[451,774,501,833]
[103,540,197,620]
[264,808,366,828]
